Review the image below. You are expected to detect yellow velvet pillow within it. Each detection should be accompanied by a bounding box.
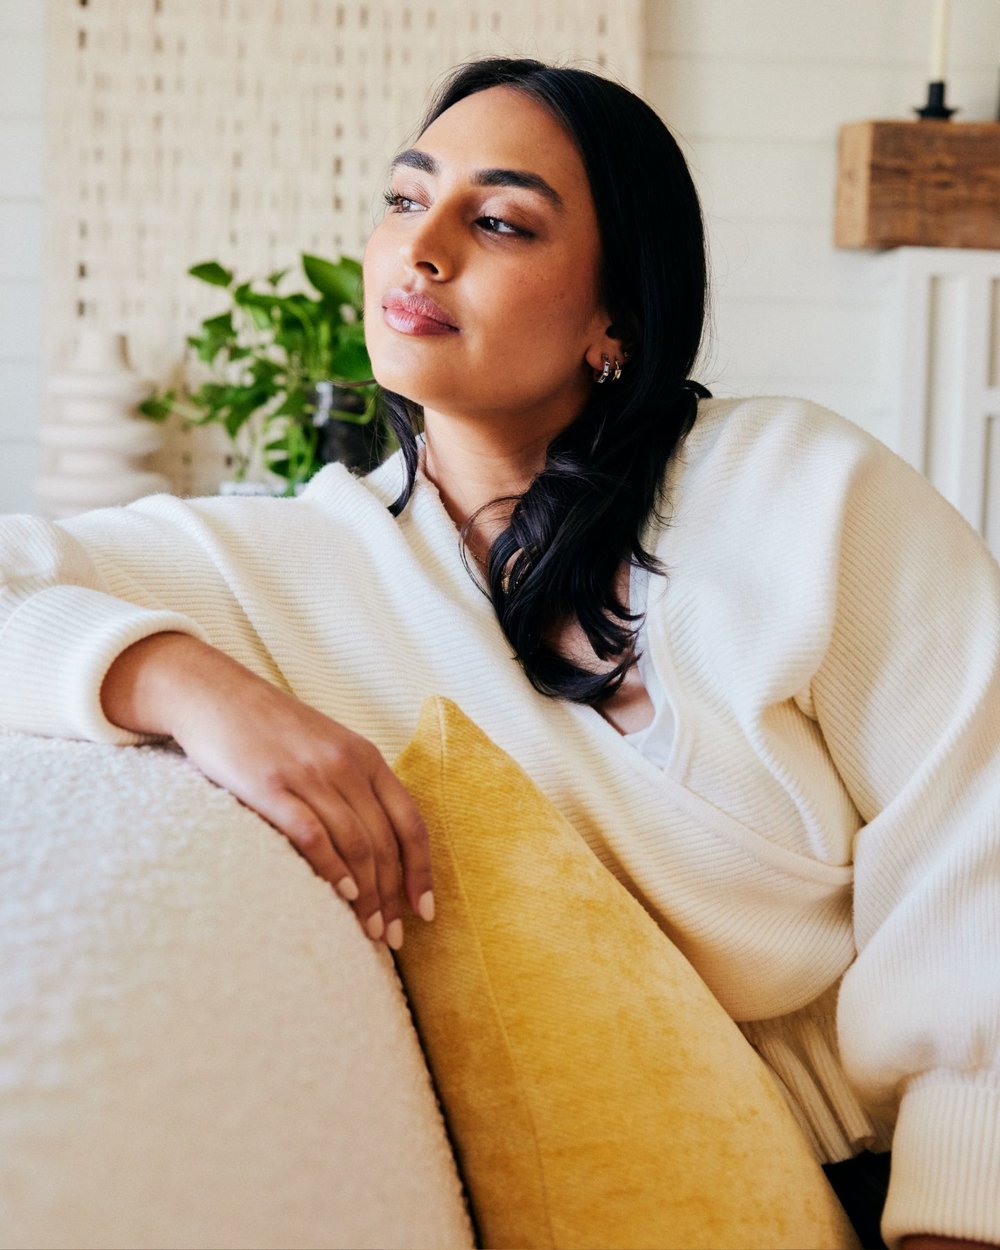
[392,695,858,1250]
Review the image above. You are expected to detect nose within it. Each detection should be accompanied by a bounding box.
[398,209,454,282]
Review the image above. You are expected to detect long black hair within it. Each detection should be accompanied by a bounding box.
[376,57,709,705]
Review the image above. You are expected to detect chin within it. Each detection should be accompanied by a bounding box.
[369,358,441,409]
[370,366,422,405]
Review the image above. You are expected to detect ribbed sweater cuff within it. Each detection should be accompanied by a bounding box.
[0,585,208,744]
[881,1073,1000,1248]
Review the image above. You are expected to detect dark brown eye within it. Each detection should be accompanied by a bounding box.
[477,216,531,238]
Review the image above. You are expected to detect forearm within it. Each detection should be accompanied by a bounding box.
[100,632,235,738]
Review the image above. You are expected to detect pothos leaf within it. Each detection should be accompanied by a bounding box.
[302,253,362,306]
[188,261,233,287]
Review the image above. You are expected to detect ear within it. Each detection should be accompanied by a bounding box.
[584,320,629,376]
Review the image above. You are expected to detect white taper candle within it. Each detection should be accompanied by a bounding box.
[930,0,950,82]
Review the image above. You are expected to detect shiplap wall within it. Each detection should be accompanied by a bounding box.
[646,0,1000,444]
[0,0,43,513]
[2,1,1000,510]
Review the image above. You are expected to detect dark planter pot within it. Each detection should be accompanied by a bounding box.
[312,381,385,476]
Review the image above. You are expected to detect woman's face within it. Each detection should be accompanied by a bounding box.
[363,85,613,440]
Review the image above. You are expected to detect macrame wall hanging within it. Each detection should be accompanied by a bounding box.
[44,0,644,494]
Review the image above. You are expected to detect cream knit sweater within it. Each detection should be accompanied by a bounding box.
[1,396,998,1247]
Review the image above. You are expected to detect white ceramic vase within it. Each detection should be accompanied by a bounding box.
[36,331,172,518]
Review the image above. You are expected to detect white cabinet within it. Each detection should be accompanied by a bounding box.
[879,247,1000,560]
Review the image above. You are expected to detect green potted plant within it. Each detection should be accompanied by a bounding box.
[139,253,387,494]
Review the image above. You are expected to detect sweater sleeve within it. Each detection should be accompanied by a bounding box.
[809,441,1000,1248]
[0,495,283,745]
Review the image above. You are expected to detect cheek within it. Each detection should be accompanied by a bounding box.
[499,266,599,344]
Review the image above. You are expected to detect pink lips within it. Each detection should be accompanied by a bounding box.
[381,289,459,336]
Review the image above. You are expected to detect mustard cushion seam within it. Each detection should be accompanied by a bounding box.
[434,697,558,1250]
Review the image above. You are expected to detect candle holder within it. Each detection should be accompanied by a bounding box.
[916,79,957,120]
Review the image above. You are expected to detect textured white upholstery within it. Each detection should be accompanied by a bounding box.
[0,730,473,1250]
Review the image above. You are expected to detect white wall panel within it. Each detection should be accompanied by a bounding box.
[0,201,42,276]
[0,439,40,512]
[0,118,43,197]
[684,139,838,226]
[0,0,42,35]
[707,220,874,306]
[0,278,40,359]
[648,56,912,144]
[706,300,883,386]
[0,358,41,436]
[0,32,44,115]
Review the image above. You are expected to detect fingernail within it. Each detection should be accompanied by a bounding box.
[385,919,404,950]
[336,876,359,901]
[366,911,384,941]
[417,890,435,922]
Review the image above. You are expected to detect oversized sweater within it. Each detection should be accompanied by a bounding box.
[1,395,998,1247]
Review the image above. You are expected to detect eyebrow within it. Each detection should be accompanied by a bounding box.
[389,148,566,212]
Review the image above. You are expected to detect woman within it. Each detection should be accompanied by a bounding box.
[1,58,997,1250]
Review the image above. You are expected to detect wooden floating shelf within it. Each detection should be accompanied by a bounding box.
[835,120,1000,251]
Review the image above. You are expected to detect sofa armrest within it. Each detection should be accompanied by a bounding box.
[0,730,473,1250]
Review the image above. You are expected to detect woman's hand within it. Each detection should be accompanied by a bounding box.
[101,633,434,949]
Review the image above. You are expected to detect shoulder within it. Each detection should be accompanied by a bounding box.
[674,394,883,489]
[657,392,998,603]
[663,394,922,539]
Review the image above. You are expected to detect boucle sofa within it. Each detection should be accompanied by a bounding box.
[1,705,861,1250]
[0,728,475,1250]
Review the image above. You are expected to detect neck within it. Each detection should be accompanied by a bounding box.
[419,409,555,566]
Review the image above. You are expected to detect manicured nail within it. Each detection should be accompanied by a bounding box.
[336,876,359,901]
[417,890,435,922]
[385,919,404,951]
[366,911,384,941]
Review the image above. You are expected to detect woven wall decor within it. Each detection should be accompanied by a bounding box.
[44,0,644,496]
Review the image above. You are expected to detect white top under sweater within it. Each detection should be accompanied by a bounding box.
[1,396,998,1248]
